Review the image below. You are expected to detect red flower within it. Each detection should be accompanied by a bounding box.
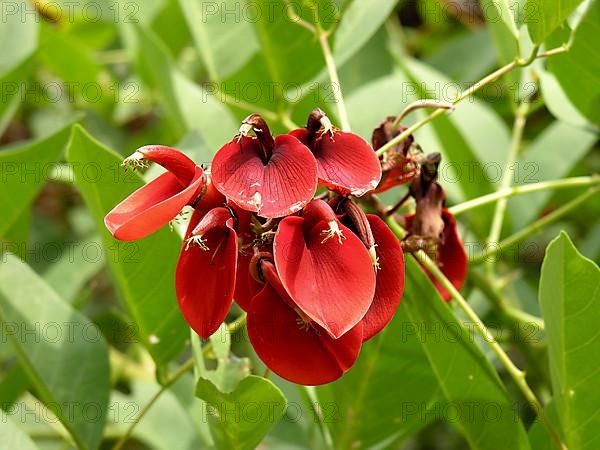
[360,214,405,341]
[211,114,318,218]
[290,109,381,197]
[247,258,363,385]
[405,209,468,301]
[175,205,239,338]
[104,145,205,241]
[273,199,376,338]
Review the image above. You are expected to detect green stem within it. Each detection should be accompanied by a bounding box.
[413,250,567,450]
[317,30,351,132]
[392,99,454,129]
[375,45,569,157]
[486,101,530,272]
[449,175,600,216]
[471,186,600,264]
[111,358,194,450]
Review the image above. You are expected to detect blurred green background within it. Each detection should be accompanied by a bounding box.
[0,0,599,449]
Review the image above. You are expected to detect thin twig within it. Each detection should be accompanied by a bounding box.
[471,187,600,264]
[449,175,600,215]
[375,45,570,157]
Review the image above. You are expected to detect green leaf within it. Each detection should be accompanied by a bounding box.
[333,0,399,66]
[132,24,238,147]
[0,1,38,74]
[178,0,259,81]
[195,323,251,393]
[539,232,600,450]
[403,257,531,450]
[539,69,597,130]
[66,124,188,365]
[0,416,39,450]
[526,0,584,43]
[0,56,35,136]
[508,120,596,230]
[247,0,324,99]
[0,253,110,450]
[547,2,600,126]
[42,235,106,304]
[0,121,73,237]
[489,0,520,38]
[195,375,287,450]
[317,298,441,449]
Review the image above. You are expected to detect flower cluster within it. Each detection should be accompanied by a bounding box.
[104,109,467,385]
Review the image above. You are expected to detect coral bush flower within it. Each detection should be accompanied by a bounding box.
[273,199,376,338]
[105,145,205,241]
[404,210,468,301]
[290,109,382,197]
[211,114,318,218]
[247,257,363,385]
[356,216,405,340]
[175,205,239,338]
[371,117,420,193]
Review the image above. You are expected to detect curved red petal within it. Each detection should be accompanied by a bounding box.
[361,215,405,341]
[373,166,419,193]
[104,167,204,241]
[211,135,318,218]
[233,250,263,311]
[247,282,363,385]
[274,215,376,338]
[313,131,382,197]
[405,210,468,301]
[436,210,468,301]
[137,145,198,184]
[175,209,238,338]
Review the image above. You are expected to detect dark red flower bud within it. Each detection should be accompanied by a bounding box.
[404,209,468,301]
[289,109,381,197]
[247,260,363,385]
[211,114,318,218]
[371,117,420,192]
[105,146,205,241]
[175,206,238,338]
[273,199,376,338]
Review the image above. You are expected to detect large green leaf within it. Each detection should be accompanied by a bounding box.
[246,0,324,99]
[0,0,38,74]
[508,120,596,230]
[547,2,600,126]
[66,125,188,365]
[539,232,600,450]
[0,253,110,450]
[195,375,287,450]
[178,0,258,81]
[0,122,73,237]
[526,0,584,43]
[333,0,399,66]
[0,416,39,450]
[317,298,441,449]
[132,24,238,148]
[403,257,531,450]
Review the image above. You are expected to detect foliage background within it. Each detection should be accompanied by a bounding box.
[0,0,599,449]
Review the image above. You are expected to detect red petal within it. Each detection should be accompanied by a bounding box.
[274,214,376,338]
[405,209,468,301]
[361,215,405,341]
[312,131,382,196]
[233,250,263,311]
[373,165,419,193]
[211,135,318,218]
[175,208,238,338]
[104,167,204,241]
[137,145,198,185]
[247,281,363,385]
